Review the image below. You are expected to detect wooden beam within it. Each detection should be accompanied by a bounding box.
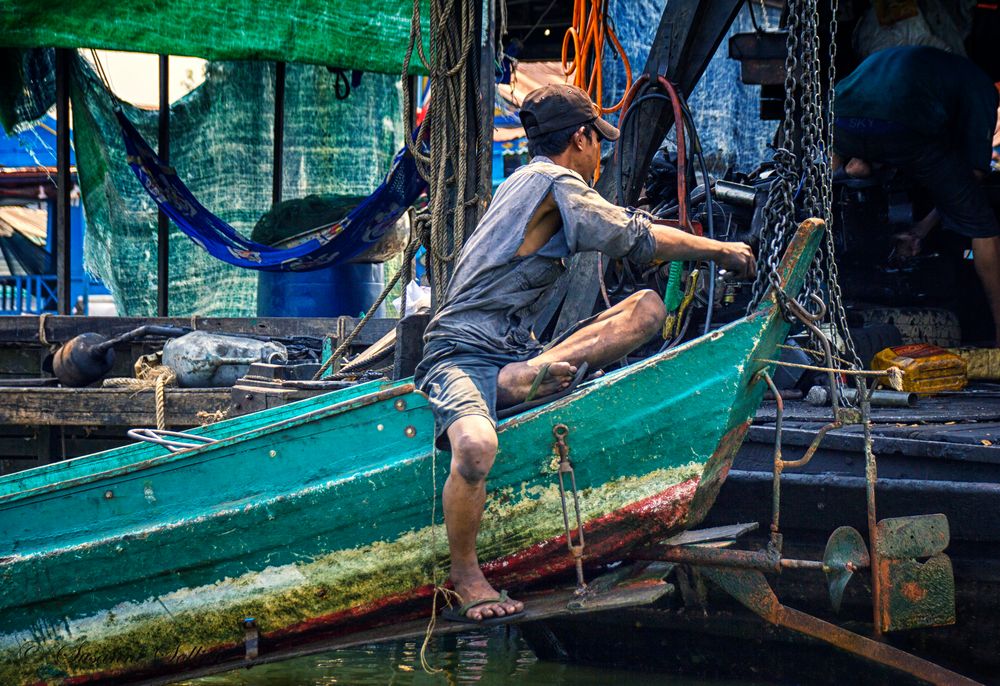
[55,48,72,315]
[0,387,231,427]
[0,315,399,346]
[157,54,170,316]
[272,61,286,205]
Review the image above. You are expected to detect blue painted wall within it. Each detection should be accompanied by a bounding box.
[0,114,110,313]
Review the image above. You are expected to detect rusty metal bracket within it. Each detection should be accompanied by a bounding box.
[701,567,979,685]
[242,617,259,660]
[553,424,587,593]
[757,369,840,558]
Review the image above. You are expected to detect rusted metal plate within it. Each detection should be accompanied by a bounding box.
[567,561,676,612]
[738,60,785,86]
[876,514,955,632]
[878,555,956,633]
[876,514,949,558]
[728,32,787,85]
[661,521,758,546]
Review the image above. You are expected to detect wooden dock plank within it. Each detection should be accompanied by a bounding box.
[0,387,231,427]
[0,315,397,346]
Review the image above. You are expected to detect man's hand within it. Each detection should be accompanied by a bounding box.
[891,231,922,262]
[715,242,756,279]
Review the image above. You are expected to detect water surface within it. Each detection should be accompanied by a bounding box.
[182,627,748,685]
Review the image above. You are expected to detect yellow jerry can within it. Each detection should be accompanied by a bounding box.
[871,344,968,393]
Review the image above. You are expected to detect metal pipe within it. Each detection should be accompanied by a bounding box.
[272,61,286,206]
[779,420,841,469]
[157,54,170,317]
[636,543,782,573]
[55,48,72,315]
[806,386,915,408]
[778,605,978,684]
[757,370,784,545]
[636,544,866,574]
[713,179,756,207]
[703,567,979,685]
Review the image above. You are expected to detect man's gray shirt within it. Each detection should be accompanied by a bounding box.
[423,156,656,356]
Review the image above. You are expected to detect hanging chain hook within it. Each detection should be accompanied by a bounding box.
[553,424,587,593]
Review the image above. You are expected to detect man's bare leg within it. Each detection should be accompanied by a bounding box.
[972,236,1000,345]
[498,290,667,405]
[443,415,524,620]
[441,290,665,621]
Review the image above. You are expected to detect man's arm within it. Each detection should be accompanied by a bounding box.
[649,221,756,278]
[549,171,756,277]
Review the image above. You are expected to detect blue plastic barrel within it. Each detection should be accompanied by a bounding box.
[257,263,386,317]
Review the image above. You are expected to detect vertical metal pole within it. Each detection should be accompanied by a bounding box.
[861,386,883,638]
[55,48,72,315]
[157,54,170,316]
[272,61,286,206]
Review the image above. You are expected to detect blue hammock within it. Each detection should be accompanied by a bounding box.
[117,110,428,272]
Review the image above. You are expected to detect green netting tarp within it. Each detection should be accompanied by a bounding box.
[66,54,404,316]
[0,0,429,75]
[0,49,56,133]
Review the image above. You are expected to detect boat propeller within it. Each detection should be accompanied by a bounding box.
[823,525,870,612]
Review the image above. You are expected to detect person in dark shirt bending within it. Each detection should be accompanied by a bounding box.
[832,46,1000,343]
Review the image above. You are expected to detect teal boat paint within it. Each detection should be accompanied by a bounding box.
[0,221,825,684]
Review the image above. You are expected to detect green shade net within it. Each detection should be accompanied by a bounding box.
[0,0,429,75]
[0,49,56,133]
[66,53,404,316]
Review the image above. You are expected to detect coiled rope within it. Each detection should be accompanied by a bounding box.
[102,354,177,430]
[402,0,487,306]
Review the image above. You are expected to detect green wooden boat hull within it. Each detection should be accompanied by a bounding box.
[0,222,823,684]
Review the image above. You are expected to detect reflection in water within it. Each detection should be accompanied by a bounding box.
[181,627,737,685]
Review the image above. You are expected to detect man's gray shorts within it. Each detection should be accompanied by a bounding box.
[414,340,535,451]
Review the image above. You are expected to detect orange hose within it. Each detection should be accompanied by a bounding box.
[560,0,634,115]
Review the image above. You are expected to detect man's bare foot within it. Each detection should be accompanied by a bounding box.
[497,360,577,408]
[450,569,524,621]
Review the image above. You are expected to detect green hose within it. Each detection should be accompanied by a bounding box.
[663,261,684,312]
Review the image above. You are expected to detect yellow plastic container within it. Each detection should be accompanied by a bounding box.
[871,344,968,393]
[948,347,1000,381]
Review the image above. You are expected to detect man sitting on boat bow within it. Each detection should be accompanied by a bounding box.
[414,84,756,623]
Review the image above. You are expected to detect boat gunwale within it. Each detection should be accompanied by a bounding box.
[0,304,778,510]
[0,220,820,507]
[0,377,402,497]
[0,383,416,507]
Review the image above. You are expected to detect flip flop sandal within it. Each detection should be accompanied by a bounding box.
[441,589,520,626]
[497,362,591,420]
[523,362,552,403]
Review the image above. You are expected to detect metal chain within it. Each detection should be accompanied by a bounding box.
[747,0,861,382]
[747,0,801,312]
[820,0,862,370]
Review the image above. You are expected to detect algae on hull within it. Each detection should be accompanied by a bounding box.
[0,463,701,683]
